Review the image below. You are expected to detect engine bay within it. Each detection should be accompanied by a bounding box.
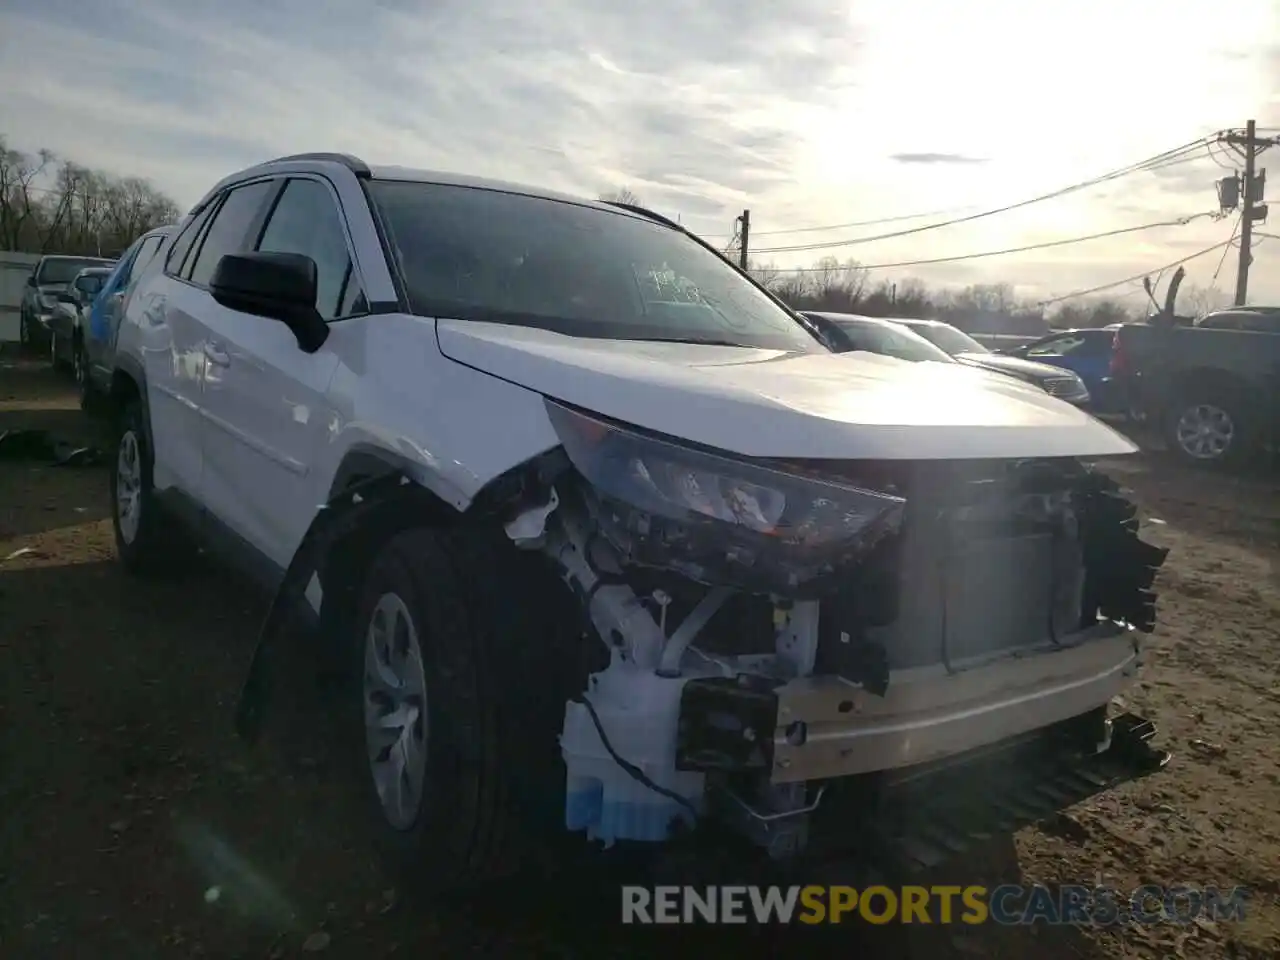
[500,426,1170,861]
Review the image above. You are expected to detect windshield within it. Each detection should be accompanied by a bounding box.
[833,320,953,363]
[368,180,824,352]
[36,258,112,286]
[905,321,989,355]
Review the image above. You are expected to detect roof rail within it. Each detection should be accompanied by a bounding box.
[265,153,371,177]
[603,201,685,233]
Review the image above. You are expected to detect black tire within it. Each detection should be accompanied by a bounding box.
[348,525,586,893]
[19,310,29,349]
[1163,389,1252,467]
[110,400,192,576]
[50,331,70,372]
[74,338,98,413]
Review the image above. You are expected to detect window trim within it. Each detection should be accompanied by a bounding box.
[252,174,371,323]
[184,177,282,288]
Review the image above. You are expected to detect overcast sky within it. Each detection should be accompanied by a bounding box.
[2,0,1279,306]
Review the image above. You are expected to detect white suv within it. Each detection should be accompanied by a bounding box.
[108,153,1170,888]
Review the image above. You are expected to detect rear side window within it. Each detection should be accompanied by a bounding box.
[186,181,277,287]
[133,236,164,276]
[116,235,164,291]
[165,206,216,277]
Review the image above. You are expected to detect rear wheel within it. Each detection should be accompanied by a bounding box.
[110,400,192,576]
[1165,391,1250,466]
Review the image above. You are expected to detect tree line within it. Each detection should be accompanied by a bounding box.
[0,133,181,258]
[602,186,1229,331]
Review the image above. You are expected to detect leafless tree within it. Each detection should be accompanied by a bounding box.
[0,132,180,257]
[1179,282,1229,319]
[599,187,642,206]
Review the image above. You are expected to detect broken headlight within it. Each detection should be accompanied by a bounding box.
[545,400,907,592]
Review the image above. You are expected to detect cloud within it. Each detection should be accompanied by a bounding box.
[891,153,988,165]
[1,0,1279,300]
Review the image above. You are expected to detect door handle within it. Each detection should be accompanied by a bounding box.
[204,343,231,367]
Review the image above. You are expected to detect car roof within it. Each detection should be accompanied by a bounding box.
[368,165,623,213]
[199,155,663,228]
[39,254,114,263]
[76,266,113,276]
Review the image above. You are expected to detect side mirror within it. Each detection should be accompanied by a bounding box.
[209,252,329,353]
[26,275,37,288]
[56,291,78,305]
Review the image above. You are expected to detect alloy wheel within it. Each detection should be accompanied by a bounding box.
[115,430,143,544]
[362,592,429,831]
[1174,403,1234,461]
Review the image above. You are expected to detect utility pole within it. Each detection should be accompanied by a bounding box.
[1219,120,1276,305]
[737,209,750,270]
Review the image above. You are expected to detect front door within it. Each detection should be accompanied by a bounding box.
[197,175,366,573]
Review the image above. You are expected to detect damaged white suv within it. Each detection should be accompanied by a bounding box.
[107,153,1169,886]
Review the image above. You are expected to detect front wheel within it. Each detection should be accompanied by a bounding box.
[49,331,65,372]
[349,526,583,892]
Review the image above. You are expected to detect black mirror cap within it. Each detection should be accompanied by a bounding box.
[26,275,37,287]
[209,252,329,353]
[56,291,78,304]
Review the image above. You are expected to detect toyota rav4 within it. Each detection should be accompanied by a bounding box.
[106,152,1170,888]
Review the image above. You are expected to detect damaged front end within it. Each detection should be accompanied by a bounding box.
[512,400,1171,867]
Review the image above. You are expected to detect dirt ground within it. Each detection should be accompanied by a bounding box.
[2,352,1277,959]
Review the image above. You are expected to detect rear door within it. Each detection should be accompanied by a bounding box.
[142,183,276,498]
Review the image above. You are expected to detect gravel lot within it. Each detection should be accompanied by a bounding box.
[2,354,1277,959]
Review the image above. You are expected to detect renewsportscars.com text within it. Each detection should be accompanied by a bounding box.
[621,884,1250,926]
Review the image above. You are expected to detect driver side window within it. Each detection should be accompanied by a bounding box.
[256,177,367,321]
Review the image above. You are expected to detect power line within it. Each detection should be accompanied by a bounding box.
[745,136,1214,255]
[1035,238,1234,306]
[704,203,980,239]
[1210,212,1243,285]
[750,213,1215,273]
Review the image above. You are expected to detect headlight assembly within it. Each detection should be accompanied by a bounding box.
[545,399,907,592]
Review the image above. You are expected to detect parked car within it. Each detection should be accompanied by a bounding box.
[886,317,1093,407]
[1192,307,1280,331]
[802,311,959,362]
[104,153,1169,889]
[998,326,1125,414]
[46,267,113,375]
[1113,313,1280,466]
[19,254,115,350]
[79,226,174,412]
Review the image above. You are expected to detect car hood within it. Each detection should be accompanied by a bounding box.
[955,352,1077,381]
[436,319,1135,460]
